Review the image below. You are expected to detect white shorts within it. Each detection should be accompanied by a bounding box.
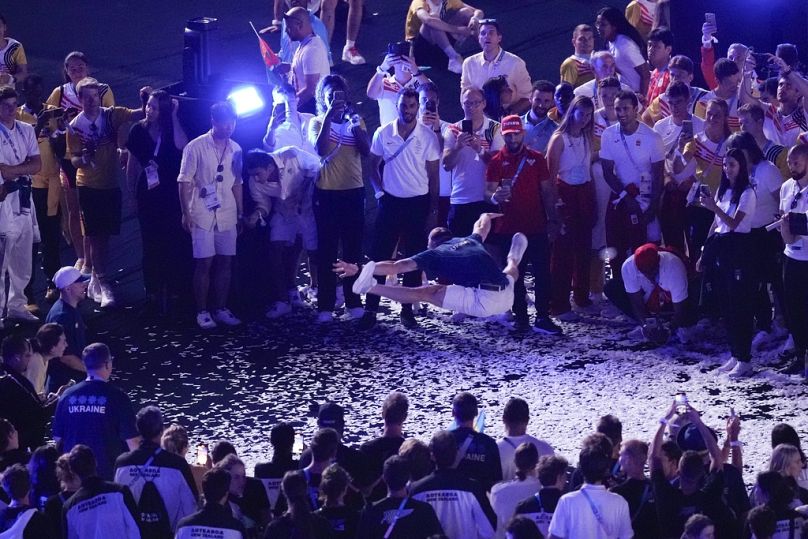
[191,226,237,258]
[442,275,515,317]
[269,213,318,251]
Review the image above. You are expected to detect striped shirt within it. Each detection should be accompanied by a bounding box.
[560,55,594,88]
[646,68,671,104]
[377,73,425,126]
[309,117,366,190]
[683,133,727,191]
[694,91,741,132]
[648,86,708,122]
[763,102,807,148]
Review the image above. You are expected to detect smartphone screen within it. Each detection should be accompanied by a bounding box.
[681,120,693,137]
[461,119,473,134]
[333,90,345,103]
[196,443,208,465]
[705,12,716,27]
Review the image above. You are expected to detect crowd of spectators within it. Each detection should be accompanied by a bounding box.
[1,0,808,537]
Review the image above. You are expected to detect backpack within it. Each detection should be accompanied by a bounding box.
[134,449,172,539]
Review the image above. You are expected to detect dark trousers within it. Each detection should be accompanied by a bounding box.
[365,192,429,313]
[447,201,494,237]
[750,226,785,332]
[783,256,808,353]
[26,187,61,298]
[706,233,757,361]
[686,205,714,261]
[659,186,688,254]
[605,193,647,270]
[604,276,699,325]
[137,186,192,298]
[493,232,550,320]
[314,187,365,312]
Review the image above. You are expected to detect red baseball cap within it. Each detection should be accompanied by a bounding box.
[634,243,660,274]
[500,115,524,135]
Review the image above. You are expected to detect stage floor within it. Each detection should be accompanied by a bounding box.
[4,0,806,479]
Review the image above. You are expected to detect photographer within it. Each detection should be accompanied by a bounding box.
[366,45,429,126]
[309,75,369,324]
[0,85,41,322]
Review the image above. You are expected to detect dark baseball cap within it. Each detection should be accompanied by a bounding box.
[676,422,718,452]
[317,402,345,427]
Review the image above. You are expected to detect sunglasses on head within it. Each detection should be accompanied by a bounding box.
[215,164,224,183]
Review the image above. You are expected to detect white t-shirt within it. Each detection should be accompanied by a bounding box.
[371,121,440,198]
[780,179,808,261]
[749,159,784,229]
[609,35,646,92]
[490,477,542,539]
[599,122,665,191]
[264,112,316,155]
[497,435,554,482]
[444,117,504,204]
[290,34,330,95]
[622,251,688,304]
[653,115,705,155]
[548,484,633,539]
[713,186,756,234]
[0,120,39,234]
[556,133,592,185]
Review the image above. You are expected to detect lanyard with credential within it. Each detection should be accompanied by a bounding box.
[383,496,409,539]
[0,121,21,162]
[510,154,529,188]
[618,125,646,177]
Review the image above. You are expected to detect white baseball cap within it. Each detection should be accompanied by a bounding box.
[53,266,90,290]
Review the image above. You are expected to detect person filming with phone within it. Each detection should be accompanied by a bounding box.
[366,42,429,127]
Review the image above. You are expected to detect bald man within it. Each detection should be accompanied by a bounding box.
[280,7,330,113]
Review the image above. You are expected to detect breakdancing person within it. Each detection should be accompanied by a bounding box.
[333,212,527,318]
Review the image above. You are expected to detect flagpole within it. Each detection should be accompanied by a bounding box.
[248,21,263,39]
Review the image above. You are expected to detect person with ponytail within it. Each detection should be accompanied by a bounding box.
[490,443,541,539]
[264,470,333,538]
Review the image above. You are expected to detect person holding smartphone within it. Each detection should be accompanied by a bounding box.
[366,45,429,126]
[309,75,370,324]
[443,87,504,237]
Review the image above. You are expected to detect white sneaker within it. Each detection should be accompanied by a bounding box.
[288,290,306,309]
[352,261,376,295]
[196,311,217,329]
[342,46,366,65]
[304,286,318,303]
[556,310,580,322]
[727,361,753,378]
[99,285,117,308]
[213,308,241,326]
[316,311,334,323]
[717,357,738,373]
[344,307,365,320]
[6,309,39,322]
[266,301,292,319]
[87,276,102,303]
[447,55,463,74]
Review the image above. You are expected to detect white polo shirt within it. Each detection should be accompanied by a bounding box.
[749,159,784,229]
[548,484,633,539]
[599,122,665,191]
[371,120,440,198]
[713,186,756,234]
[444,117,504,204]
[622,251,688,304]
[780,179,808,261]
[177,132,243,232]
[461,48,532,101]
[653,115,705,155]
[0,120,39,235]
[290,34,330,95]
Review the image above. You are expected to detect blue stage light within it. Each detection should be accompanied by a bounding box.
[227,86,265,117]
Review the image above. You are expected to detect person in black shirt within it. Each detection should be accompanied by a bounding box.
[0,419,29,474]
[216,453,270,537]
[356,455,444,539]
[751,471,807,537]
[176,468,247,539]
[28,445,60,510]
[397,438,433,483]
[610,439,658,539]
[448,392,502,493]
[0,335,59,451]
[298,403,367,503]
[504,515,544,539]
[650,403,736,539]
[316,464,359,538]
[359,391,409,502]
[746,505,777,539]
[513,454,567,538]
[264,471,333,539]
[125,89,191,310]
[43,454,80,539]
[34,323,85,396]
[255,423,299,517]
[0,464,54,538]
